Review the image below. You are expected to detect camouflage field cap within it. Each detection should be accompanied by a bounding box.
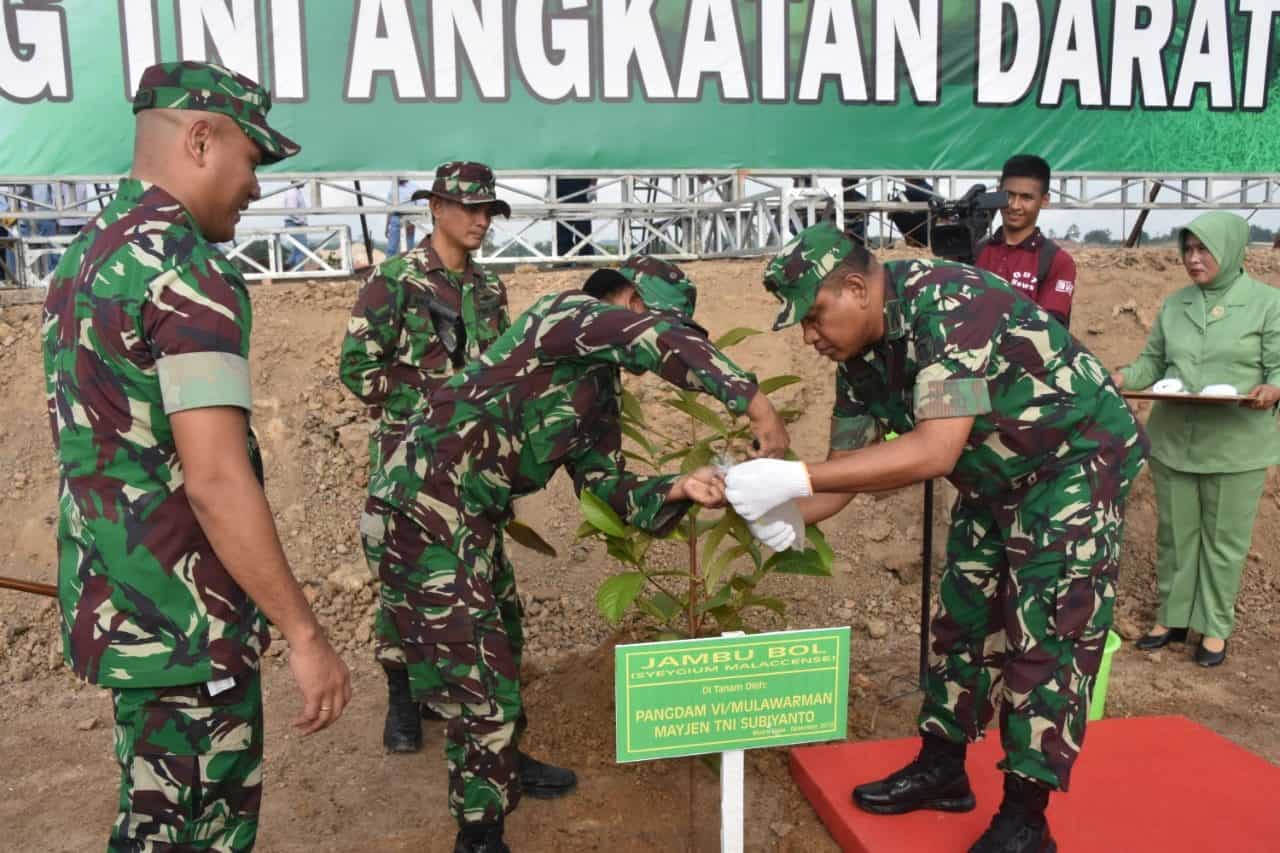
[132,61,299,164]
[763,222,857,330]
[618,256,698,320]
[411,161,512,217]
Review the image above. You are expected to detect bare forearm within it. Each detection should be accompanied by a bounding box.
[808,429,958,495]
[795,492,854,524]
[188,476,322,646]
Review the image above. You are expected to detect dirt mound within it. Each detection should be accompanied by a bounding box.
[2,247,1278,851]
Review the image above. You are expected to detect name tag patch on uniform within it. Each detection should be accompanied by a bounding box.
[1054,280,1074,294]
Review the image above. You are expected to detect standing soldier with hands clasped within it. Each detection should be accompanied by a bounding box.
[340,162,575,802]
[42,61,350,851]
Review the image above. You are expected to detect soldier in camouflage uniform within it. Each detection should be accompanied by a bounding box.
[42,62,351,852]
[338,161,529,764]
[724,223,1147,853]
[367,257,788,852]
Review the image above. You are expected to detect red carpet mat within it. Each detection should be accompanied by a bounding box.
[790,715,1280,852]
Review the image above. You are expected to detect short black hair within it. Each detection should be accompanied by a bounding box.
[583,268,632,300]
[1001,154,1051,195]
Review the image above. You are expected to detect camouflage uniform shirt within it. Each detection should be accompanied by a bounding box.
[371,292,759,545]
[830,259,1147,498]
[42,178,267,688]
[339,242,508,425]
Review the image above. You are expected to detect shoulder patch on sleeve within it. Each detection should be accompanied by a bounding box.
[157,351,252,414]
[913,377,991,420]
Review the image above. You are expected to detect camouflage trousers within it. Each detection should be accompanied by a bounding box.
[364,498,524,827]
[362,502,524,677]
[919,443,1143,791]
[109,671,263,852]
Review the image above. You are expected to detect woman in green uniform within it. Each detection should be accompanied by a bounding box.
[1112,212,1280,666]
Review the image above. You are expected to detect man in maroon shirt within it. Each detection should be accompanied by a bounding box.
[976,155,1077,328]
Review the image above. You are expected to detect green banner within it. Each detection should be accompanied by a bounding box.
[2,2,1278,175]
[615,627,850,762]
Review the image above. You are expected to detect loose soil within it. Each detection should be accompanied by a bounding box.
[2,247,1278,852]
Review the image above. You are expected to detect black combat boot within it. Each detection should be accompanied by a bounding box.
[453,821,511,853]
[968,773,1057,853]
[518,751,577,799]
[381,665,422,753]
[852,733,975,815]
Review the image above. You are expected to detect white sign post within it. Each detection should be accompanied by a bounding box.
[720,631,746,853]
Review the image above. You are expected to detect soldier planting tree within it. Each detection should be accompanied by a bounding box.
[725,223,1147,853]
[365,257,788,852]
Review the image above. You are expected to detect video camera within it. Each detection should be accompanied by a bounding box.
[926,185,1008,264]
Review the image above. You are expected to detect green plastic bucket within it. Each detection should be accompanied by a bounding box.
[1088,630,1123,721]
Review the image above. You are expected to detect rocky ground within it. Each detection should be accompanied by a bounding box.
[1,248,1278,852]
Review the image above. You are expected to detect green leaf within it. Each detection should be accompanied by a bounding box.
[778,408,805,423]
[622,449,653,466]
[621,389,646,425]
[621,423,656,456]
[597,573,646,624]
[504,519,558,557]
[708,605,744,632]
[714,327,763,349]
[725,512,753,548]
[680,438,716,474]
[730,575,756,592]
[699,513,733,571]
[635,597,667,621]
[765,547,832,576]
[807,525,835,572]
[656,446,692,466]
[704,543,750,591]
[663,524,688,543]
[698,583,734,613]
[666,397,729,435]
[743,595,787,615]
[575,520,600,539]
[758,374,803,395]
[648,590,682,620]
[580,490,628,538]
[694,518,722,536]
[606,537,638,565]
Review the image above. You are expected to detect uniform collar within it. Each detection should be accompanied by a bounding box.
[991,226,1044,251]
[412,236,479,279]
[881,264,905,341]
[118,177,204,238]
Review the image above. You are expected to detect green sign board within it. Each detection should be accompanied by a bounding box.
[615,627,850,763]
[3,4,1279,175]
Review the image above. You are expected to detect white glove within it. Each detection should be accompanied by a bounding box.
[749,500,806,552]
[725,459,812,521]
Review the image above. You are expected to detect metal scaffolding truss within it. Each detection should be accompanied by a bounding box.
[4,170,1279,288]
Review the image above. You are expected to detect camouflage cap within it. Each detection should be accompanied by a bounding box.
[132,61,299,165]
[411,161,511,218]
[619,256,698,320]
[763,222,857,330]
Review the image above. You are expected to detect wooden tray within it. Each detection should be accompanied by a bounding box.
[1122,391,1248,405]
